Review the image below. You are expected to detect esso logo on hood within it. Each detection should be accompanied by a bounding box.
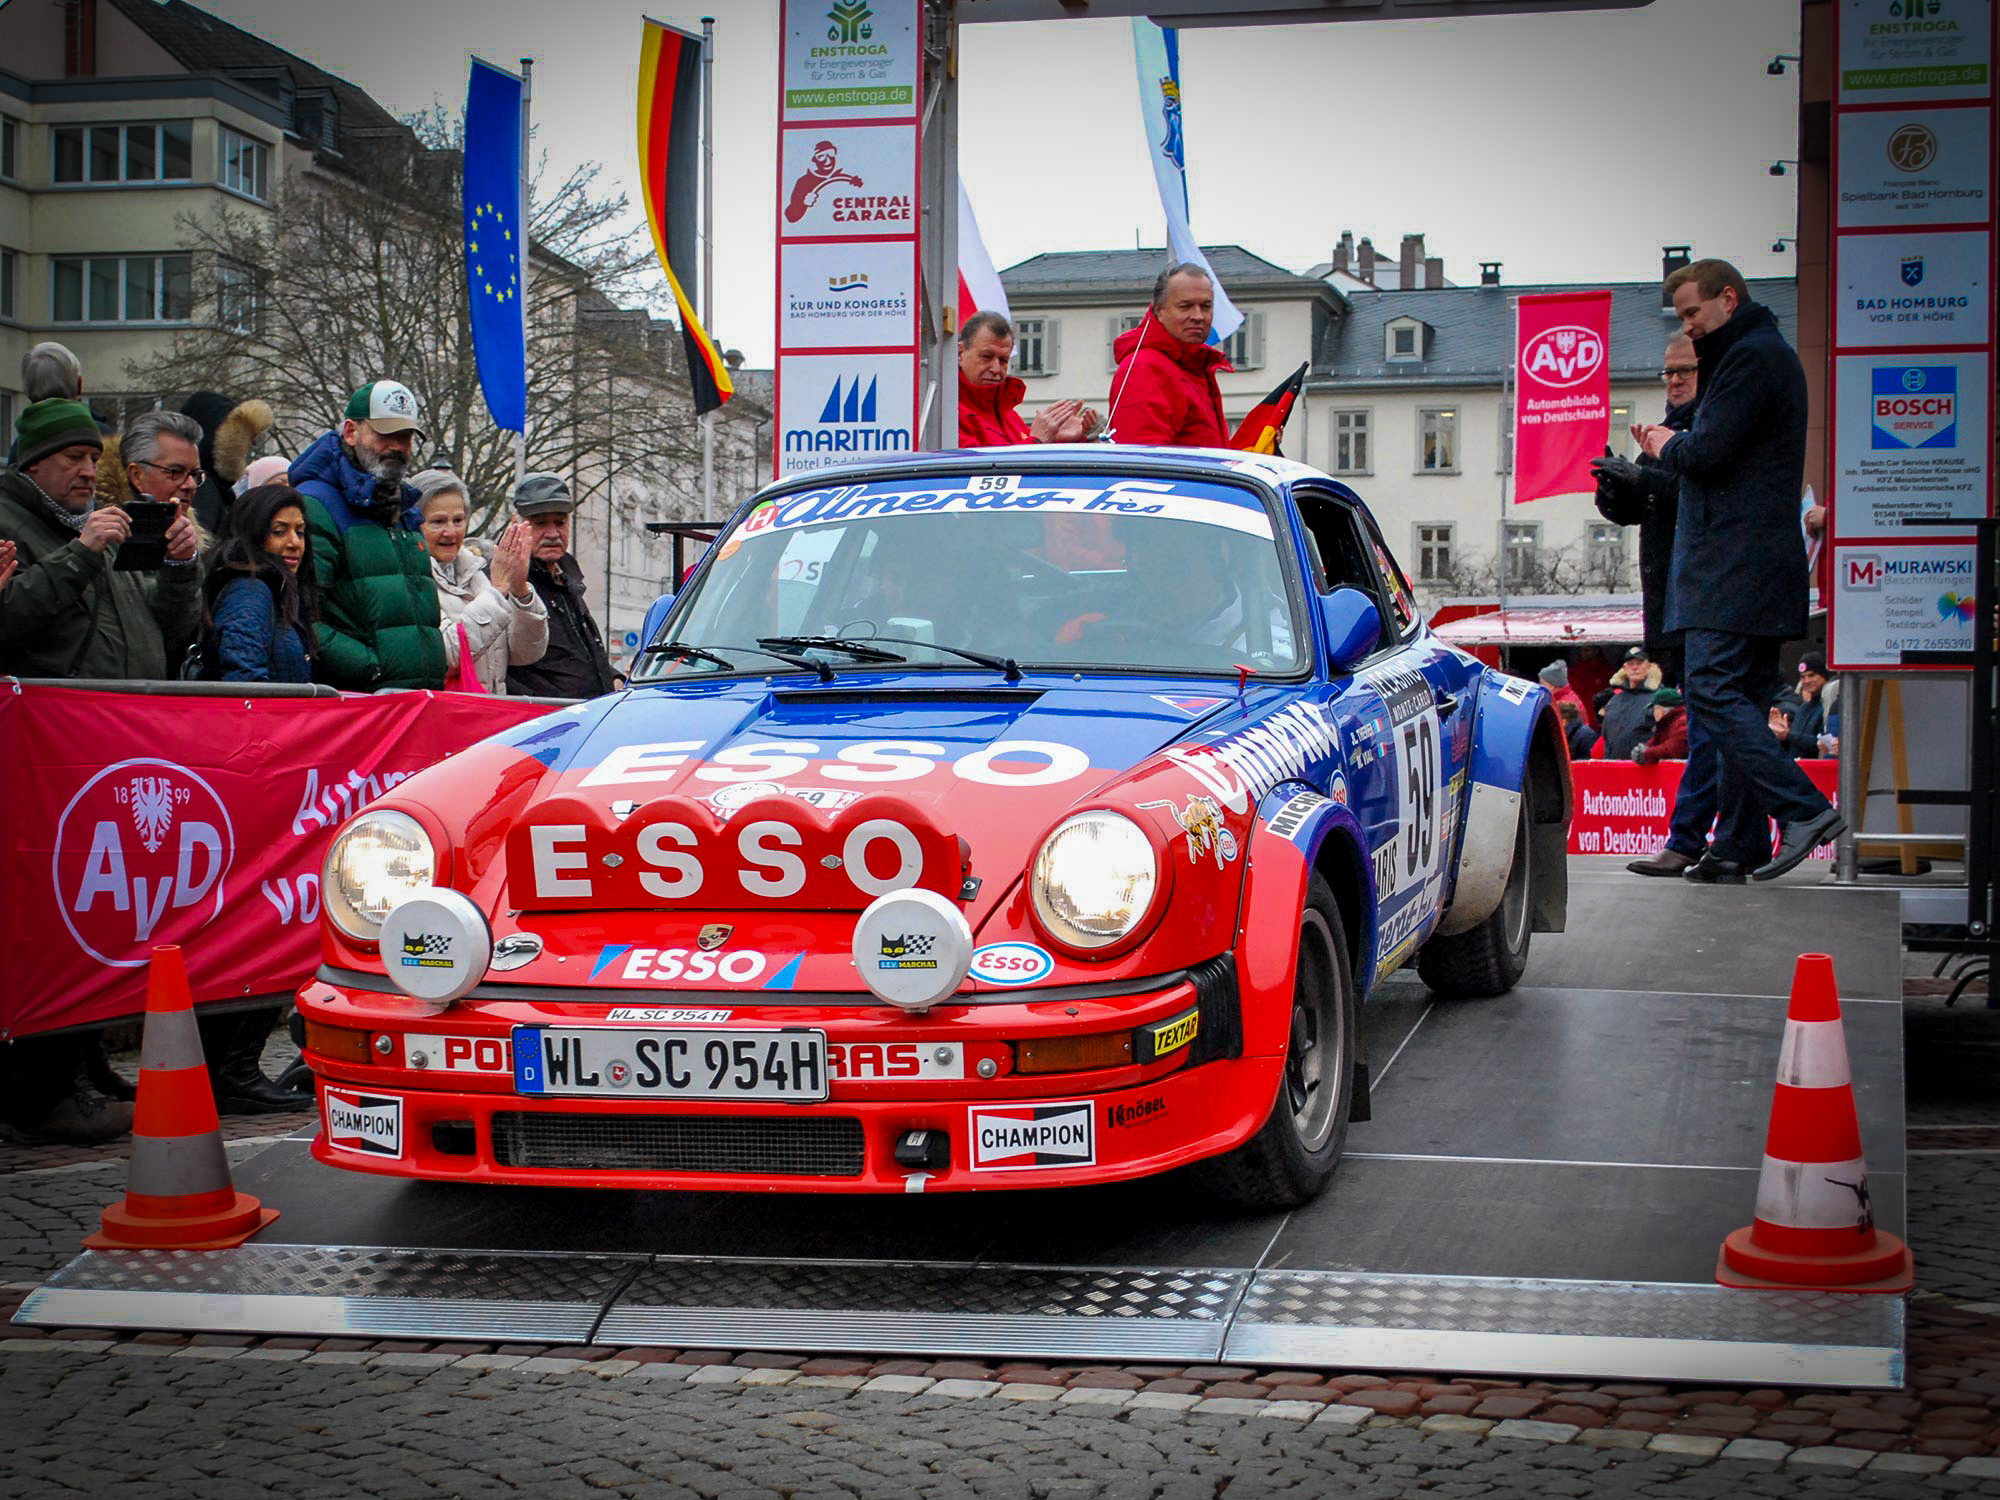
[1521,326,1605,389]
[54,758,234,967]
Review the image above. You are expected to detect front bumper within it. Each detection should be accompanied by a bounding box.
[297,962,1277,1193]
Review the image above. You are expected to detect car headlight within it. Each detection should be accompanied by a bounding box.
[1031,811,1159,951]
[324,810,436,941]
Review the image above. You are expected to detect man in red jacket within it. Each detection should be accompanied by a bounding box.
[1106,263,1231,447]
[957,311,1098,448]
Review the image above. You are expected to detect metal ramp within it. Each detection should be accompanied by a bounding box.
[14,864,1908,1387]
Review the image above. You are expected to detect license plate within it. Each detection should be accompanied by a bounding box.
[512,1026,828,1101]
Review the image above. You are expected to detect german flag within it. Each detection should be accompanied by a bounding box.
[1231,361,1307,456]
[639,19,732,414]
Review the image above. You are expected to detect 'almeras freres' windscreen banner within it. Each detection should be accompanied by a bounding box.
[1512,290,1613,504]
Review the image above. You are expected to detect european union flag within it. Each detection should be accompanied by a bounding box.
[464,58,526,433]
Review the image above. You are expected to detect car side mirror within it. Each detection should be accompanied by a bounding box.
[1320,588,1382,672]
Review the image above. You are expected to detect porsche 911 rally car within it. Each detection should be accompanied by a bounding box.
[297,447,1571,1206]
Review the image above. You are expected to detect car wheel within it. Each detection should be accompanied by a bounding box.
[1416,786,1532,998]
[1199,874,1355,1210]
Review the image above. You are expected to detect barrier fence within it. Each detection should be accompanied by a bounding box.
[0,680,555,1039]
[1567,758,1841,859]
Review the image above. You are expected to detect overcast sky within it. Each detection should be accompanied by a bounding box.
[192,0,1805,364]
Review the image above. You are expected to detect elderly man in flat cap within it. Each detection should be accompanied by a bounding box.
[506,473,616,699]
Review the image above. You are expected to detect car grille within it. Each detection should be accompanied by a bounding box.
[488,1112,866,1177]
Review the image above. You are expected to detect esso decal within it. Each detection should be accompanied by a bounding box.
[53,758,235,967]
[1520,325,1605,389]
[969,942,1055,986]
[404,1035,511,1074]
[579,738,1090,790]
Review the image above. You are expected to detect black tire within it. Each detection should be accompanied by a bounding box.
[1417,788,1532,998]
[1199,874,1356,1210]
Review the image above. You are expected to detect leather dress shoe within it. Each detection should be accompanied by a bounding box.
[1683,853,1747,884]
[1627,848,1697,877]
[1755,808,1847,882]
[214,1071,314,1116]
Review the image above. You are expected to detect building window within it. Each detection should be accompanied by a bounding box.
[1106,313,1143,371]
[0,248,15,321]
[52,255,194,323]
[1329,409,1370,474]
[219,127,269,200]
[1415,523,1453,584]
[1610,402,1634,457]
[52,122,193,185]
[1588,522,1626,584]
[0,391,12,442]
[1386,318,1424,362]
[1220,312,1264,371]
[1012,316,1055,376]
[1417,407,1458,472]
[0,115,18,181]
[1504,522,1540,586]
[216,258,261,334]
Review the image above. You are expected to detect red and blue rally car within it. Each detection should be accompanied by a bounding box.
[297,448,1571,1206]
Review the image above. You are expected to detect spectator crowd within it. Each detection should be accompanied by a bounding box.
[0,344,619,1145]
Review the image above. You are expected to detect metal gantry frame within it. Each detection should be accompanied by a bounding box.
[915,0,960,454]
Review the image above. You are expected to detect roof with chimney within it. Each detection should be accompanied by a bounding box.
[1305,230,1457,292]
[1313,277,1798,387]
[102,0,408,157]
[1000,245,1340,306]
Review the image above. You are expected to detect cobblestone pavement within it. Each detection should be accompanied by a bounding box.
[4,980,2000,1495]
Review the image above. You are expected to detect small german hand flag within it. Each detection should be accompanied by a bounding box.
[639,20,732,415]
[1231,361,1307,456]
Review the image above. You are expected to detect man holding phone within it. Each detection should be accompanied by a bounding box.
[0,399,199,681]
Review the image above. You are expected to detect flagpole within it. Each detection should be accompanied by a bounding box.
[516,56,533,496]
[700,15,716,518]
[1498,295,1515,626]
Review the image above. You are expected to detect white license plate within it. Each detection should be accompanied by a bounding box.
[512,1026,828,1101]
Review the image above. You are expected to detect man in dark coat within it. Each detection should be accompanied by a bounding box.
[1636,258,1841,880]
[506,473,617,700]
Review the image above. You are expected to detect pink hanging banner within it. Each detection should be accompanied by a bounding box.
[1514,289,1613,503]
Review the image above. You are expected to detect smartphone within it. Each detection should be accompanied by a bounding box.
[113,500,176,572]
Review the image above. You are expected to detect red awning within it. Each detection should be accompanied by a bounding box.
[1431,605,1645,649]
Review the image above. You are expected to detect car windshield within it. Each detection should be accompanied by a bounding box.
[634,472,1304,681]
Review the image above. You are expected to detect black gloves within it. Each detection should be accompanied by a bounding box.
[1590,449,1643,488]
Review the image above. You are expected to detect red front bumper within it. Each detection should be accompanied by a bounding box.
[297,973,1281,1193]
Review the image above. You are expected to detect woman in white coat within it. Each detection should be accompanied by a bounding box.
[414,470,548,693]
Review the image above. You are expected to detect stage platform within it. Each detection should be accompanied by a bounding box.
[15,859,1907,1386]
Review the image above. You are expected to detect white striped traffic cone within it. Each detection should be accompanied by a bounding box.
[83,945,279,1251]
[1716,953,1912,1293]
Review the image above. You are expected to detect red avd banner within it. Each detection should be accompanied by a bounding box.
[1514,289,1613,503]
[0,686,548,1038]
[1567,760,1840,860]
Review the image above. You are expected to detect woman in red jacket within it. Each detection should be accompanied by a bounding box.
[1105,265,1231,448]
[1634,688,1689,764]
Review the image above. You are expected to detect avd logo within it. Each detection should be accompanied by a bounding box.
[1845,554,1884,591]
[54,758,234,967]
[1521,326,1605,389]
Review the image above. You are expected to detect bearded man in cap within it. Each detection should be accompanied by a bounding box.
[506,473,617,699]
[289,380,445,689]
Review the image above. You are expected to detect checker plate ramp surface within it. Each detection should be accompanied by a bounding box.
[597,1258,1244,1360]
[11,867,1910,1385]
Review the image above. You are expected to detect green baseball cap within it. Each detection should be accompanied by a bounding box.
[343,380,425,437]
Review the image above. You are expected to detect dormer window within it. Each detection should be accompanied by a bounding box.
[1386,317,1426,363]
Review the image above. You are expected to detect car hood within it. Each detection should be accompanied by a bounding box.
[487,674,1291,917]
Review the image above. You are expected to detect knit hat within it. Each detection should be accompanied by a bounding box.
[1798,650,1828,678]
[1538,660,1569,688]
[13,398,103,469]
[1652,688,1684,709]
[235,454,291,497]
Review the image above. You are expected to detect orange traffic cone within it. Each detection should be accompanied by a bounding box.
[1716,953,1912,1293]
[83,945,279,1251]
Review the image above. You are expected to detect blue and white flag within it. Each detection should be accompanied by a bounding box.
[1130,20,1242,344]
[464,57,527,433]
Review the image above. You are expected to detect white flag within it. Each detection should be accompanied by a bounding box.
[1130,19,1243,343]
[957,177,1010,324]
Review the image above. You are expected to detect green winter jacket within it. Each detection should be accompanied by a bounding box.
[0,466,202,680]
[291,430,445,690]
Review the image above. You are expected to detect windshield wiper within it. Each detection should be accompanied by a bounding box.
[758,634,907,665]
[640,639,834,682]
[865,635,1023,684]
